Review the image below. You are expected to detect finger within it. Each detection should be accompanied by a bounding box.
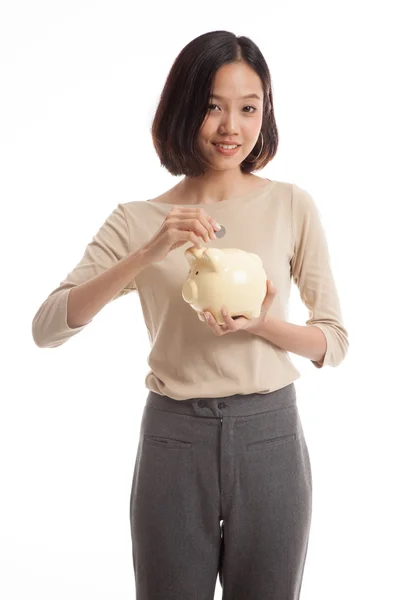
[263,279,277,301]
[268,279,277,294]
[171,207,220,240]
[260,289,276,315]
[205,312,228,335]
[196,210,218,241]
[221,307,237,331]
[262,294,275,312]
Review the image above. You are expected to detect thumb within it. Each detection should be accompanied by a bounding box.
[262,279,277,309]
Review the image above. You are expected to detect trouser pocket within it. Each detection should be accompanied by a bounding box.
[246,432,297,451]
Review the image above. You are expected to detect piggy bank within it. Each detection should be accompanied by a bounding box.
[181,247,267,326]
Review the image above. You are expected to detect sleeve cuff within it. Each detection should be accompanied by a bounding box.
[309,324,329,368]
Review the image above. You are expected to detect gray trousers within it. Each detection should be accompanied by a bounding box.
[129,383,312,599]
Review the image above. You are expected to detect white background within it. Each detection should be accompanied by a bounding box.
[1,1,399,598]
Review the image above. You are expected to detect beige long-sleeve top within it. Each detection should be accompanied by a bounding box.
[32,179,349,400]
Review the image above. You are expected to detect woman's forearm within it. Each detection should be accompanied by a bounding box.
[248,316,327,365]
[67,248,151,329]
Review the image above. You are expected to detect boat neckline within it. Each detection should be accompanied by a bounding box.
[145,178,276,208]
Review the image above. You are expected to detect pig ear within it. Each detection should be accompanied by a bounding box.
[249,252,263,266]
[184,246,207,265]
[203,248,225,272]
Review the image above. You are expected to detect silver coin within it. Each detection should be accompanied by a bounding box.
[214,224,226,238]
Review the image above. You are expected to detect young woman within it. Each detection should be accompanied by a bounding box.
[32,30,349,600]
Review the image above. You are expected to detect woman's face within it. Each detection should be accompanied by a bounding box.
[197,62,264,171]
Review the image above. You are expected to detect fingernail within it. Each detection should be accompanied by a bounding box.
[214,222,222,231]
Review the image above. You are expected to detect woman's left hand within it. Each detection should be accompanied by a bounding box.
[199,279,277,336]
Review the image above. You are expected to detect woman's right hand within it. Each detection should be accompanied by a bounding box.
[141,206,221,264]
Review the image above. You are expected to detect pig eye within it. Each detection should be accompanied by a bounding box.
[195,271,199,275]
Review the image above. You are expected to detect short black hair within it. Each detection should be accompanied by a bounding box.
[150,30,279,178]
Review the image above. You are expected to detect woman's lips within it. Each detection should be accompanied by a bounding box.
[212,143,241,156]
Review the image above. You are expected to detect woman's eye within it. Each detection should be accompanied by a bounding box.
[207,104,256,113]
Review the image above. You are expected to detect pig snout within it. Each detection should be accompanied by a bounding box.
[182,279,198,303]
